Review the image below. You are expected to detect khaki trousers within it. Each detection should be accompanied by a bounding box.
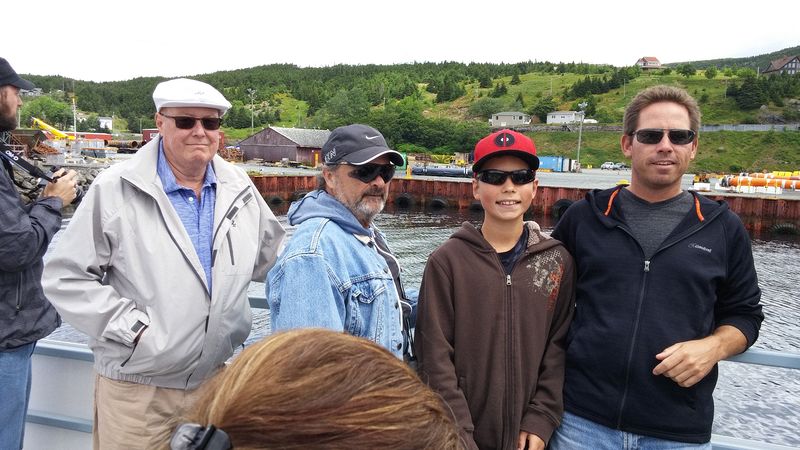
[93,374,201,450]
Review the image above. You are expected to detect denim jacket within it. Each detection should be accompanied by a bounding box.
[267,190,404,358]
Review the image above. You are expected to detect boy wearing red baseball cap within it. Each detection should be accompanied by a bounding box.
[415,129,575,450]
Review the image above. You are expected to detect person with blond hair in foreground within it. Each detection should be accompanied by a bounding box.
[169,329,464,450]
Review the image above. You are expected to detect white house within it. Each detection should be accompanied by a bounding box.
[98,116,113,131]
[636,56,662,70]
[489,111,531,128]
[546,111,581,124]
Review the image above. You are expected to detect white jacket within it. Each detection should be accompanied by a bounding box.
[43,138,285,389]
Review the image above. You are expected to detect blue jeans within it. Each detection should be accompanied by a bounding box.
[0,342,36,450]
[549,412,712,450]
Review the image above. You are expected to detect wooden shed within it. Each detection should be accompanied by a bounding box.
[239,126,330,165]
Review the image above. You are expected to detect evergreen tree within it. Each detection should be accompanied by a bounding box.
[514,92,525,108]
[734,76,767,110]
[490,82,508,98]
[529,96,557,123]
[510,73,521,85]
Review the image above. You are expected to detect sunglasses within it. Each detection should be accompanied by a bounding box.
[476,169,536,185]
[630,128,696,145]
[160,113,223,131]
[342,163,396,183]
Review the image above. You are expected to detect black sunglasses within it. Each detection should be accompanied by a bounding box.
[476,169,536,186]
[340,163,396,183]
[630,128,696,145]
[160,113,223,131]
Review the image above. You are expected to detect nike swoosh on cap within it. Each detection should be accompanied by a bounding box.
[365,135,381,140]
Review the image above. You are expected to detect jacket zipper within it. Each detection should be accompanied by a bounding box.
[226,232,235,265]
[616,257,650,427]
[211,187,252,268]
[120,340,139,367]
[505,272,514,448]
[613,212,716,427]
[15,275,22,313]
[188,186,252,387]
[498,238,529,448]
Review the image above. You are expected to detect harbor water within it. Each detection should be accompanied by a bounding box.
[46,199,799,447]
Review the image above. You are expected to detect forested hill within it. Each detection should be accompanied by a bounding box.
[668,45,800,70]
[17,46,800,172]
[24,61,613,129]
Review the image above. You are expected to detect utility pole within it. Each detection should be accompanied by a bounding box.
[247,88,256,134]
[72,97,77,136]
[576,101,588,173]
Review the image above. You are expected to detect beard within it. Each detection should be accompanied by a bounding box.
[0,106,17,131]
[337,186,387,226]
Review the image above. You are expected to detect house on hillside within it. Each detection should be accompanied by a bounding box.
[762,55,799,76]
[98,116,113,131]
[635,56,662,70]
[546,111,581,124]
[239,126,330,165]
[490,111,531,128]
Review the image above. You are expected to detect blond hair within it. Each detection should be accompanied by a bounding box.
[184,329,463,450]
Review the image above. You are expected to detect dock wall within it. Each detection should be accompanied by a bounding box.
[250,175,800,234]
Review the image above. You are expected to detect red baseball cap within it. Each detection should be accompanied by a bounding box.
[472,129,539,173]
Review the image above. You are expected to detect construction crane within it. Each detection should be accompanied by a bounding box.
[31,117,75,140]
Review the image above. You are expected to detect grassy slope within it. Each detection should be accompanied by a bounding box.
[222,93,309,143]
[528,130,800,173]
[131,66,795,173]
[428,70,800,172]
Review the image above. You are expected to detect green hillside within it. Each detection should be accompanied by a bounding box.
[18,48,800,172]
[669,45,800,71]
[530,130,800,173]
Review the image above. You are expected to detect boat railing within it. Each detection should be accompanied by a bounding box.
[26,297,800,450]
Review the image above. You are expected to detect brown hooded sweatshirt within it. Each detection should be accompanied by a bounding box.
[415,221,575,450]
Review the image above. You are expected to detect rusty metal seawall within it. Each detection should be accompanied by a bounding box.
[249,175,800,234]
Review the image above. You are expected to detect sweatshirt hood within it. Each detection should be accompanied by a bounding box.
[587,186,729,229]
[287,189,372,235]
[451,220,560,254]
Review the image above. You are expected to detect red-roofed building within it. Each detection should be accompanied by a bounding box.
[635,57,662,70]
[762,55,799,76]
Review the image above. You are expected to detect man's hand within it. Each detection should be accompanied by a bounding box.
[653,325,747,387]
[517,431,545,450]
[42,168,78,207]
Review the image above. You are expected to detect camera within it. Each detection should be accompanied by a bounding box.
[38,166,84,205]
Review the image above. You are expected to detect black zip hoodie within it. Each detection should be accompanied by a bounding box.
[552,186,763,443]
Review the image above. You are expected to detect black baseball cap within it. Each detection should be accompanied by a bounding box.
[0,57,35,91]
[322,124,404,166]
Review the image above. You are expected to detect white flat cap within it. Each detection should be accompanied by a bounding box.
[152,78,231,116]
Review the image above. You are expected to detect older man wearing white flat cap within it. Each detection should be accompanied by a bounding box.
[44,78,286,449]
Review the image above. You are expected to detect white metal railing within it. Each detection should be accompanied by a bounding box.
[27,297,800,450]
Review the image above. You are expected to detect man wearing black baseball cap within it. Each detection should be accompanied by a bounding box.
[0,57,77,450]
[268,124,413,361]
[0,57,35,130]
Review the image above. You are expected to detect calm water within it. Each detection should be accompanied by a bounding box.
[46,205,800,446]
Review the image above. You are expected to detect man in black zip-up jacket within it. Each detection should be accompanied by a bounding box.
[0,57,77,450]
[550,86,763,448]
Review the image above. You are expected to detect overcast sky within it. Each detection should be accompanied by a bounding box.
[4,0,798,82]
